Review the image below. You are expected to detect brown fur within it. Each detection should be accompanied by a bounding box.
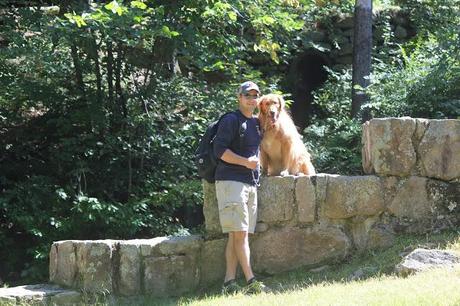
[258,94,316,176]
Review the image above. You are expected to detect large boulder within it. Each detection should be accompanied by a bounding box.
[251,226,351,274]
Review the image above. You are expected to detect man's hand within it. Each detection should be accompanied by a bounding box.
[245,155,259,170]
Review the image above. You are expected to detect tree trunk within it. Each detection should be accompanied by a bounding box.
[107,40,114,110]
[70,42,85,98]
[115,43,128,119]
[351,0,372,122]
[91,36,103,106]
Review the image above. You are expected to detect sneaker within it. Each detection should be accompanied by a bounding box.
[222,279,241,295]
[244,277,270,294]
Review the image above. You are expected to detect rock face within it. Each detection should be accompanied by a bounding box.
[47,117,459,298]
[396,248,460,276]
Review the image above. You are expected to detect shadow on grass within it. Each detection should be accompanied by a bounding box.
[261,230,460,293]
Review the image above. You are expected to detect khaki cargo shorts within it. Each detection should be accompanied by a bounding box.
[215,180,257,234]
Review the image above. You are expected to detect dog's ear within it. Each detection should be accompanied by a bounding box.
[258,97,266,113]
[277,95,285,110]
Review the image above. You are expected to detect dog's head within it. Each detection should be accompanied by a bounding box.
[258,94,285,129]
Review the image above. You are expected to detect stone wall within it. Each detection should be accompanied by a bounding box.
[49,118,459,297]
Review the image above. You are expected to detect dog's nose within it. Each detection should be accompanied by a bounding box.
[270,110,276,116]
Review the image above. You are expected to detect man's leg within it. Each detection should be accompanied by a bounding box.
[232,230,254,281]
[224,232,238,282]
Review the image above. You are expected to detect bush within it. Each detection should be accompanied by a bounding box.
[304,68,363,175]
[0,74,241,284]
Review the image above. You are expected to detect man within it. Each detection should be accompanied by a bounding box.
[213,81,267,294]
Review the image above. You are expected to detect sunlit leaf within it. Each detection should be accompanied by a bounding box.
[228,11,237,21]
[131,1,147,10]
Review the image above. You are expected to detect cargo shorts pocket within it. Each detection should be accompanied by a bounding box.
[219,202,247,230]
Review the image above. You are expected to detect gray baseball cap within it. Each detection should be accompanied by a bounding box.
[238,81,260,94]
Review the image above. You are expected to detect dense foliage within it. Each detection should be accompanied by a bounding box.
[0,0,458,284]
[304,0,460,174]
[0,0,306,284]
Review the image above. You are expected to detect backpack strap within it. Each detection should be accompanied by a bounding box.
[213,111,245,163]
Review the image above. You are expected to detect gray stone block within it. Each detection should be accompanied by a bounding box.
[144,255,199,297]
[258,176,295,223]
[322,175,384,219]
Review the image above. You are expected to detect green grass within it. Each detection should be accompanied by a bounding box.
[160,231,460,306]
[180,267,460,306]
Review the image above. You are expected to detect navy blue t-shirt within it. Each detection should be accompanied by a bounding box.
[213,110,261,186]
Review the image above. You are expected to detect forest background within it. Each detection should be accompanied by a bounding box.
[0,0,458,285]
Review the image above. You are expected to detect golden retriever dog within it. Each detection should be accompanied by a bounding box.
[258,94,316,176]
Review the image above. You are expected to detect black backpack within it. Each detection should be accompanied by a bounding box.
[194,111,240,183]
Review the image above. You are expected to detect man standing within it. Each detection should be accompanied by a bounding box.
[213,81,267,294]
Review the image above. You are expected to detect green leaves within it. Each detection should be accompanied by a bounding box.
[131,1,148,10]
[104,1,128,16]
[160,25,180,38]
[64,12,87,27]
[254,39,281,63]
[202,1,237,21]
[258,15,276,26]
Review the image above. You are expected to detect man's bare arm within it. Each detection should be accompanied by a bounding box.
[220,149,259,170]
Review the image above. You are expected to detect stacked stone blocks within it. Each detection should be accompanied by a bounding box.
[49,118,459,297]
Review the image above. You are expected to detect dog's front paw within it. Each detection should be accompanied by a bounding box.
[280,170,289,177]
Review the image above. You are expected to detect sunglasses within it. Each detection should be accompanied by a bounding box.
[243,94,260,99]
